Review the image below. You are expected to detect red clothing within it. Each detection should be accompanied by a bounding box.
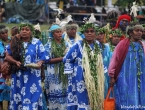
[108,38,145,81]
[114,14,131,29]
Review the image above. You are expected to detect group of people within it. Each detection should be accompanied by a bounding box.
[0,9,145,110]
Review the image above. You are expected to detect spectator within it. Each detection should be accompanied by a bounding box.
[0,1,5,22]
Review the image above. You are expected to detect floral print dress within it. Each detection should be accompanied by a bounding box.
[63,41,90,110]
[7,38,49,110]
[44,41,68,110]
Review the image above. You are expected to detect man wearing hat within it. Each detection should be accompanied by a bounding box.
[113,14,131,40]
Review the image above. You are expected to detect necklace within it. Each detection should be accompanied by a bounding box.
[109,42,115,52]
[51,38,67,88]
[21,39,32,64]
[83,39,100,110]
[130,41,143,91]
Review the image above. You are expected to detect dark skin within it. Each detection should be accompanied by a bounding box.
[96,32,105,43]
[142,29,145,40]
[110,27,143,87]
[66,27,77,38]
[111,35,120,46]
[5,26,43,69]
[47,30,63,64]
[84,28,96,44]
[109,20,117,28]
[119,19,129,33]
[130,28,143,42]
[0,29,9,43]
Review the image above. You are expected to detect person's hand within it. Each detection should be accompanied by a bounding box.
[110,77,115,87]
[15,61,21,67]
[36,61,43,69]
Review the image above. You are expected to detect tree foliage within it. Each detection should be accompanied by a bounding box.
[115,0,145,7]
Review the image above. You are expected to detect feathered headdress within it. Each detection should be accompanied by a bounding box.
[80,13,101,33]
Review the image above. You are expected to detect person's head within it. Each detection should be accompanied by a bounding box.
[127,24,143,42]
[81,23,97,43]
[107,10,118,28]
[115,14,131,31]
[66,21,78,38]
[11,26,20,38]
[19,23,34,40]
[96,28,106,43]
[0,1,4,8]
[0,25,8,41]
[142,24,145,39]
[109,29,122,46]
[48,24,62,41]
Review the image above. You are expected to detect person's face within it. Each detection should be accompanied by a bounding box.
[111,34,120,46]
[142,29,145,39]
[11,27,19,36]
[0,29,8,41]
[96,32,105,43]
[20,26,32,39]
[66,27,77,38]
[110,20,117,28]
[84,28,96,43]
[119,19,129,30]
[131,28,143,41]
[53,30,62,41]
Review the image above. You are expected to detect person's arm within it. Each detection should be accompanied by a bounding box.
[108,44,119,87]
[46,57,63,64]
[5,52,21,67]
[41,65,45,81]
[63,42,80,74]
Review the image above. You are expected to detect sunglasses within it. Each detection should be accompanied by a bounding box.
[85,30,95,33]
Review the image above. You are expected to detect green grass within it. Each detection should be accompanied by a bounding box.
[0,23,50,36]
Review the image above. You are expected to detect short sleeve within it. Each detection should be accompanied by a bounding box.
[37,40,50,62]
[6,44,12,55]
[63,42,80,74]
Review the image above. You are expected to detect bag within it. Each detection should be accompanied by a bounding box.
[104,87,115,110]
[1,60,11,76]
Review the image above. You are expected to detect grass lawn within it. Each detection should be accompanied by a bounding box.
[0,23,50,36]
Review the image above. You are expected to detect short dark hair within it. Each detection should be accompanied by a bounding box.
[0,25,6,30]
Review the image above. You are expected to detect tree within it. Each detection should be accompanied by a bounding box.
[115,0,145,7]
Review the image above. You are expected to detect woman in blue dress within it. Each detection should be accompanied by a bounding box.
[63,22,104,110]
[109,24,145,110]
[5,24,49,110]
[96,27,111,98]
[44,24,68,110]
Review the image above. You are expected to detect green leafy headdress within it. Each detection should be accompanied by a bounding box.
[97,27,106,34]
[80,23,98,33]
[109,29,122,38]
[126,23,144,37]
[80,14,101,33]
[19,23,35,35]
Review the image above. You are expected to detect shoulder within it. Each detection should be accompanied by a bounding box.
[105,43,109,46]
[104,43,110,48]
[75,40,83,46]
[31,38,41,45]
[69,40,83,50]
[95,40,100,45]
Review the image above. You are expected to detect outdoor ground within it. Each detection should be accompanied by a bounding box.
[1,23,50,36]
